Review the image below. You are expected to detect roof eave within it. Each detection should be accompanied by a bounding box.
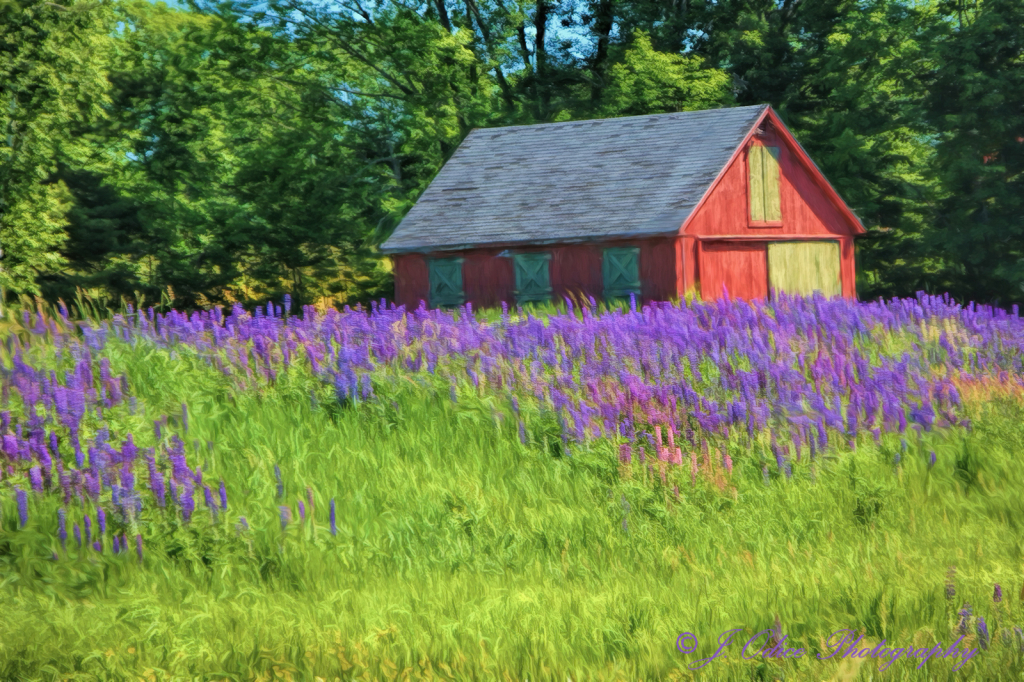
[379,229,683,255]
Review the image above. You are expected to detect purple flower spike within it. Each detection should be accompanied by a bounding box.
[237,516,249,532]
[74,523,82,548]
[136,534,143,562]
[280,506,291,531]
[994,584,1003,603]
[181,403,188,434]
[57,509,67,549]
[180,486,195,522]
[15,488,28,527]
[977,617,990,650]
[112,535,120,554]
[274,464,284,499]
[329,499,337,536]
[97,507,106,535]
[928,451,936,469]
[93,540,102,552]
[219,481,227,511]
[298,500,306,523]
[958,603,972,634]
[29,466,43,493]
[84,515,92,544]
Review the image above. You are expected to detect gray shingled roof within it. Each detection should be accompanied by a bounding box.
[380,104,770,254]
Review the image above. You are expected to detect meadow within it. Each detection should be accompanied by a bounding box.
[1,293,1024,681]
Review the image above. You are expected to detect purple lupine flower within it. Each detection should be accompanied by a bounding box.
[977,617,990,650]
[994,584,1003,603]
[136,534,143,562]
[29,466,43,493]
[237,516,249,532]
[112,535,120,554]
[84,515,92,545]
[274,464,284,498]
[219,481,227,511]
[149,466,166,507]
[97,507,106,534]
[203,485,215,509]
[928,451,936,469]
[298,500,306,523]
[181,403,188,433]
[280,506,291,531]
[957,603,972,634]
[93,540,102,552]
[74,523,81,548]
[329,499,337,536]
[16,488,28,527]
[180,485,195,522]
[57,509,67,549]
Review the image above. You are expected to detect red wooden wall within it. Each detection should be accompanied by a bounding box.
[698,242,769,301]
[392,238,677,310]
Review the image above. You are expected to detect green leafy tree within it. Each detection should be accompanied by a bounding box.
[924,0,1024,305]
[0,0,115,302]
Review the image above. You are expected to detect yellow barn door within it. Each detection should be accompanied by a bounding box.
[767,241,841,297]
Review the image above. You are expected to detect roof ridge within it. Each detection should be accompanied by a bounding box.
[465,104,770,136]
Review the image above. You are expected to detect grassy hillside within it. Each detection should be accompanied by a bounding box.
[1,295,1024,681]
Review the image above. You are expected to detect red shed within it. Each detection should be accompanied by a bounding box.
[381,104,865,309]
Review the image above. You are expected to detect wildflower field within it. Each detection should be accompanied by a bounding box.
[2,293,1024,681]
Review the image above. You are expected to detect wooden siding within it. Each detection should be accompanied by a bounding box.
[640,238,677,302]
[697,242,769,301]
[392,239,677,310]
[552,244,603,303]
[464,250,514,309]
[393,254,430,310]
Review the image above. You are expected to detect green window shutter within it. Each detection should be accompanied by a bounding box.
[749,145,765,221]
[428,257,464,307]
[603,247,641,299]
[767,241,841,297]
[764,146,782,221]
[513,252,552,303]
[749,145,782,222]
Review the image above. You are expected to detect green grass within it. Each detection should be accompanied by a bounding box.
[2,330,1024,681]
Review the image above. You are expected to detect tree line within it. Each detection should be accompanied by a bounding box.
[1,0,1022,310]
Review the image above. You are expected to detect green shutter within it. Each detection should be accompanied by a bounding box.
[749,145,765,220]
[764,146,781,221]
[603,247,641,299]
[767,241,841,297]
[428,257,464,307]
[749,145,782,222]
[513,252,552,303]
